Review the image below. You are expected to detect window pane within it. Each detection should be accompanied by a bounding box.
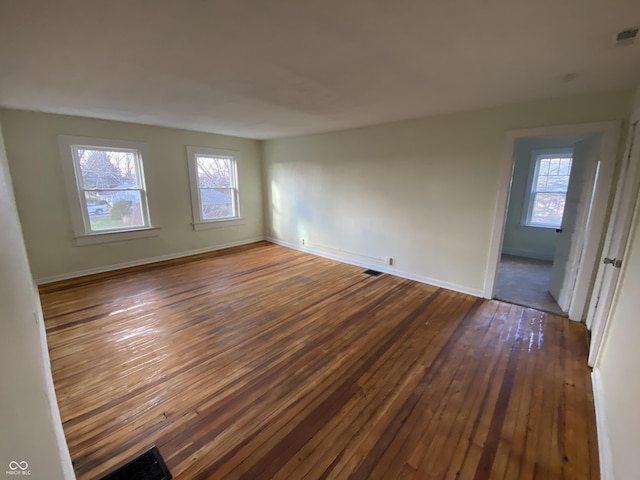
[197,156,232,188]
[200,188,234,219]
[76,148,139,189]
[85,190,145,231]
[546,175,570,192]
[535,175,548,192]
[533,156,572,193]
[538,158,550,176]
[530,193,566,227]
[558,158,572,175]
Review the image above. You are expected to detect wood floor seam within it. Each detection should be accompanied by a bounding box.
[40,243,599,479]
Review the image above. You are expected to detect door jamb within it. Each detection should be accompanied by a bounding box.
[589,108,640,367]
[483,121,621,321]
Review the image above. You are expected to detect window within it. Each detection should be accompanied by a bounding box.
[525,153,573,228]
[187,146,241,228]
[59,136,156,244]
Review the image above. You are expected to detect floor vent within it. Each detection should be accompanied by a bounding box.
[363,269,383,277]
[100,445,172,480]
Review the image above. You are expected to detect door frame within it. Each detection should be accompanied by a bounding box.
[588,110,640,367]
[483,121,621,321]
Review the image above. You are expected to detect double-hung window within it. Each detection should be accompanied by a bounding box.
[187,146,241,229]
[524,152,573,228]
[59,136,155,243]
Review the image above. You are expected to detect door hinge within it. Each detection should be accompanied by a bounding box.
[603,257,623,268]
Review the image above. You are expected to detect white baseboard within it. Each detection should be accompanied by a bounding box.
[36,237,265,285]
[592,368,614,480]
[40,234,485,297]
[501,248,554,262]
[266,237,483,298]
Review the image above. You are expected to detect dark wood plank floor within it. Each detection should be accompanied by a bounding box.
[39,241,598,479]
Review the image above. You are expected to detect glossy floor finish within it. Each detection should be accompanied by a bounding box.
[40,242,598,480]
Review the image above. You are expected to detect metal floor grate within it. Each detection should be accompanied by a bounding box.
[100,446,172,480]
[363,269,383,277]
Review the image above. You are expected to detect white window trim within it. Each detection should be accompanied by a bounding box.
[192,218,246,231]
[186,146,242,230]
[521,147,573,229]
[58,135,158,245]
[73,227,161,245]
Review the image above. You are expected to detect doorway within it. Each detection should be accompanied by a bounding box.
[484,122,621,321]
[494,135,593,315]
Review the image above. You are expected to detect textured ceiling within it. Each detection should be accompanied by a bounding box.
[0,0,639,139]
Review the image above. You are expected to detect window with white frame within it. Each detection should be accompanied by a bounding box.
[525,153,573,228]
[187,146,240,226]
[58,136,153,241]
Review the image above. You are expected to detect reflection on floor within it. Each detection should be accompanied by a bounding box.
[494,254,565,315]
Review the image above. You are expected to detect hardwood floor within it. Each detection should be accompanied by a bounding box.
[40,241,598,479]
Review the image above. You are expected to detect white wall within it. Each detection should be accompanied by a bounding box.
[596,189,640,480]
[595,84,640,480]
[0,120,74,478]
[262,90,632,294]
[634,85,640,111]
[0,109,264,281]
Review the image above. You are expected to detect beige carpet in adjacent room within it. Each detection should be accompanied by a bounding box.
[494,254,565,315]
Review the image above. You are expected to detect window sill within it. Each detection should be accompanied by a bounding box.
[74,227,161,246]
[192,218,245,231]
[520,223,560,230]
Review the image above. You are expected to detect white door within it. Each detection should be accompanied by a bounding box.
[587,120,640,366]
[549,136,601,312]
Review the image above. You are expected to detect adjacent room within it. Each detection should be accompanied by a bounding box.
[495,135,591,315]
[1,1,640,479]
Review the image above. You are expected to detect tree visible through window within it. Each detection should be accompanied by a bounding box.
[196,156,236,219]
[73,146,150,232]
[526,155,573,228]
[187,146,240,225]
[58,136,155,243]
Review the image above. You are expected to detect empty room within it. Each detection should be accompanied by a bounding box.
[1,2,640,479]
